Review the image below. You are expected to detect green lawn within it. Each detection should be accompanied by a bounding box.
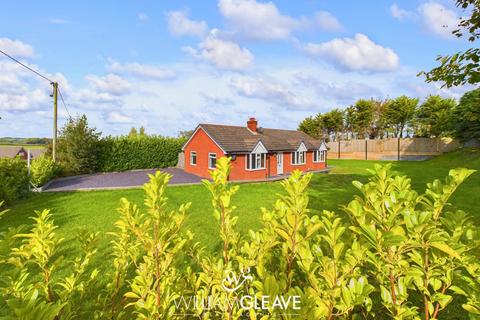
[3,148,479,256]
[1,148,479,317]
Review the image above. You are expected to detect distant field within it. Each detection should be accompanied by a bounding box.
[0,143,46,149]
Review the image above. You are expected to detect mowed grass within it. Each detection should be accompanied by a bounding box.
[0,148,479,317]
[3,148,480,256]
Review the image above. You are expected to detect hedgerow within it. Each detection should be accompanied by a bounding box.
[0,157,29,204]
[96,135,186,172]
[0,159,479,319]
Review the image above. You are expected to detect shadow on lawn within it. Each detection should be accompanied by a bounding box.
[308,173,367,218]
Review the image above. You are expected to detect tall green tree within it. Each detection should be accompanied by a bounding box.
[415,95,456,137]
[298,115,321,138]
[320,109,344,141]
[421,0,480,86]
[53,115,101,175]
[345,99,375,139]
[452,88,480,141]
[383,96,418,138]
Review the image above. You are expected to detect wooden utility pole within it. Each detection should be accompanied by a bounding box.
[52,82,58,161]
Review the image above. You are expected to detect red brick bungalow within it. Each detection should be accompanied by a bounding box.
[182,118,328,181]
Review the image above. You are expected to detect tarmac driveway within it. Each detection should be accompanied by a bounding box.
[44,168,202,192]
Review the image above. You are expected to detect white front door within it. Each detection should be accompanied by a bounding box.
[276,152,283,175]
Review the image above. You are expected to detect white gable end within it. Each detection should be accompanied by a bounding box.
[297,142,307,152]
[251,141,268,154]
[319,142,328,151]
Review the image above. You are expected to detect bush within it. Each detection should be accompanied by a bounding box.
[53,114,101,176]
[30,154,58,187]
[0,157,29,204]
[97,135,186,172]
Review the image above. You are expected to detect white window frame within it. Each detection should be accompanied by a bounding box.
[291,151,306,165]
[246,153,266,171]
[319,150,326,162]
[313,148,327,163]
[190,151,197,166]
[208,153,217,169]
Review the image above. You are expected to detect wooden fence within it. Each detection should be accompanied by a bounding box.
[327,138,460,160]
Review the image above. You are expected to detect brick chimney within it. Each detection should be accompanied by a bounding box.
[247,117,258,132]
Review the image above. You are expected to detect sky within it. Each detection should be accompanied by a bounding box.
[0,0,473,137]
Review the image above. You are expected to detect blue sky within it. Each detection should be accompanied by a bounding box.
[0,0,472,137]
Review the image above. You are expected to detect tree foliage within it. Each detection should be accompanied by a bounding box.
[453,88,480,141]
[415,95,456,137]
[383,96,418,138]
[53,114,101,176]
[420,0,480,87]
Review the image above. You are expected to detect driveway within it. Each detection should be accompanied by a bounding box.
[43,168,202,192]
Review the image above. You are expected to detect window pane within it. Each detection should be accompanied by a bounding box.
[191,152,196,165]
[209,154,216,168]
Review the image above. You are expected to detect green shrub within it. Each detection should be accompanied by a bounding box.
[30,154,58,187]
[0,157,29,204]
[97,135,186,172]
[53,114,101,176]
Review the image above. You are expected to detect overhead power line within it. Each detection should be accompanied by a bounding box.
[0,49,53,83]
[57,87,72,120]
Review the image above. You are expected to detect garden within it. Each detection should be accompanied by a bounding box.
[0,148,479,319]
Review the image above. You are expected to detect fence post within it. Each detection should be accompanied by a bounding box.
[338,140,340,159]
[365,139,368,160]
[397,137,400,161]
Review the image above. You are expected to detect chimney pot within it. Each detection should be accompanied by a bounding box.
[247,117,258,133]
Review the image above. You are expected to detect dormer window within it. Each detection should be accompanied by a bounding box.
[313,142,327,163]
[246,140,267,170]
[291,142,307,165]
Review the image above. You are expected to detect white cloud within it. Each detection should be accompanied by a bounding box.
[231,76,314,109]
[0,37,35,58]
[165,10,209,38]
[390,4,416,21]
[185,30,254,70]
[85,74,131,96]
[107,60,175,80]
[218,0,300,40]
[295,74,382,102]
[301,33,400,72]
[314,11,343,32]
[105,111,133,124]
[138,13,149,22]
[418,2,459,38]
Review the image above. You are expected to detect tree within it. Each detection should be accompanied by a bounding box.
[53,115,101,175]
[420,0,480,87]
[319,109,344,141]
[177,130,195,139]
[452,88,480,141]
[383,96,418,138]
[128,127,138,137]
[298,115,321,138]
[345,99,375,139]
[139,126,146,136]
[415,95,456,137]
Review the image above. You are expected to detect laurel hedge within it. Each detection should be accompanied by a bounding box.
[0,157,29,204]
[96,135,186,172]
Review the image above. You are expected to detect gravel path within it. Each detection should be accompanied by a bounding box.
[44,168,202,192]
